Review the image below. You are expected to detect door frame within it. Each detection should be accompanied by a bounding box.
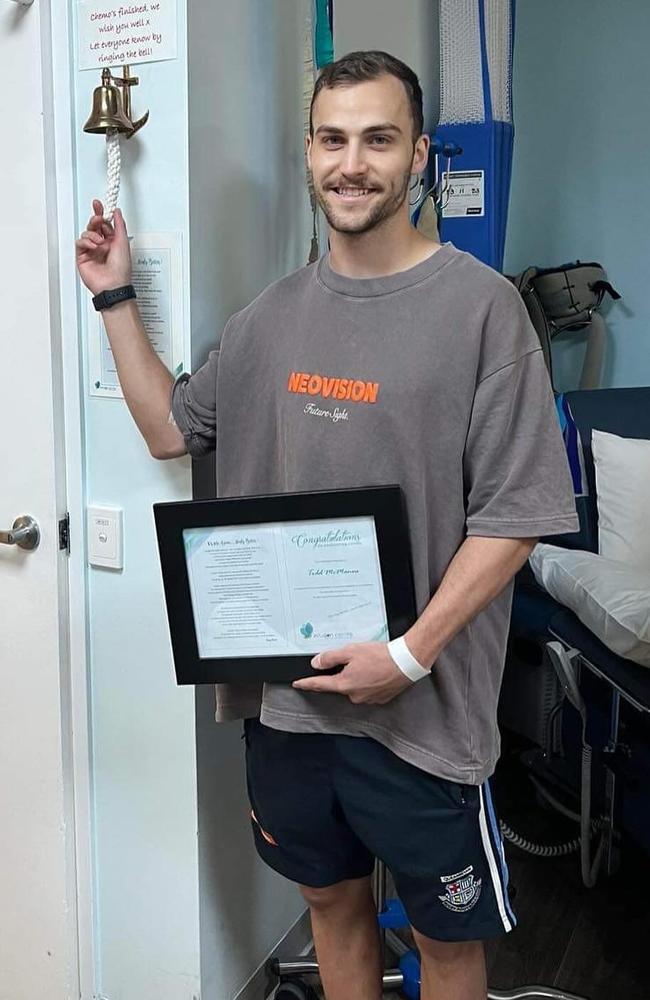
[46,2,96,996]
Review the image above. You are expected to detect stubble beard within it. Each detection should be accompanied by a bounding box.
[309,168,412,236]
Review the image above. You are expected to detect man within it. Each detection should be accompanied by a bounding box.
[76,51,578,1000]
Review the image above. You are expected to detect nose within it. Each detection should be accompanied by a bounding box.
[339,139,368,178]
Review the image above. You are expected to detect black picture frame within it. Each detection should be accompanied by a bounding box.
[153,485,416,685]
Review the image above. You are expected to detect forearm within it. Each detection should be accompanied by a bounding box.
[404,535,537,669]
[101,299,186,458]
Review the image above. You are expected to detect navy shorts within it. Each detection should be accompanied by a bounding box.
[243,719,516,942]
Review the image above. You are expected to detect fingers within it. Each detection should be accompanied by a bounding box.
[293,650,350,692]
[292,675,342,693]
[76,231,107,258]
[75,239,99,256]
[86,216,113,238]
[311,645,352,671]
[87,199,114,237]
[112,206,127,236]
[80,229,105,245]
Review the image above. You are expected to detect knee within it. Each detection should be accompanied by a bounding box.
[299,877,371,912]
[411,927,483,966]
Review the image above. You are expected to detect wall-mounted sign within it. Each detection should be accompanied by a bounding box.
[77,0,177,71]
[89,231,184,398]
[441,170,485,218]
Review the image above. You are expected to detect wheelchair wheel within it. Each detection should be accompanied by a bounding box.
[275,977,320,1000]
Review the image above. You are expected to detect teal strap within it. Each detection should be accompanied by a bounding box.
[314,0,333,68]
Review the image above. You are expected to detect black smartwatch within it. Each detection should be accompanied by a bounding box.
[92,285,137,311]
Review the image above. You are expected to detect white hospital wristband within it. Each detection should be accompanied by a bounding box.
[387,636,431,682]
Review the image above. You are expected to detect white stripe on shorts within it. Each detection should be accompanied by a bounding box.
[478,785,513,932]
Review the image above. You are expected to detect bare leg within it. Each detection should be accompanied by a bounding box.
[300,875,383,1000]
[411,927,487,1000]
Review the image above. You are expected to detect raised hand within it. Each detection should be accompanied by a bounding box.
[75,199,132,296]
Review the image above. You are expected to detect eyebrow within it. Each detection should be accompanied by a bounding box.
[314,123,403,136]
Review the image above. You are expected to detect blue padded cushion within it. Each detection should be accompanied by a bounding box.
[550,387,650,553]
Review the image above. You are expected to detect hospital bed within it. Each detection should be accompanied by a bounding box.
[500,387,650,886]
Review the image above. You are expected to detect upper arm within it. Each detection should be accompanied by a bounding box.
[169,348,220,458]
[463,349,579,540]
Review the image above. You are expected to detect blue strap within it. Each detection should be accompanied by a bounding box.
[556,394,587,496]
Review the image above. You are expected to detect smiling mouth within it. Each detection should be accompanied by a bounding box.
[330,186,377,201]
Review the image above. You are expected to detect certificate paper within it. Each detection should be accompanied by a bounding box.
[183,516,389,658]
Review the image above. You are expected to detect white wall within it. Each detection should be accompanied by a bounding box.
[505,0,650,390]
[333,0,440,133]
[73,0,314,998]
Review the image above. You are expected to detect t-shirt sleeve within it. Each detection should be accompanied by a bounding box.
[463,347,580,538]
[170,348,219,458]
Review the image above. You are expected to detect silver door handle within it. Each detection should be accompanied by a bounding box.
[0,515,40,550]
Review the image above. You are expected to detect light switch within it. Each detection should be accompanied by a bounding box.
[88,506,123,569]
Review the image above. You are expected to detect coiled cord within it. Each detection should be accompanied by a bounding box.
[500,762,605,860]
[500,819,582,857]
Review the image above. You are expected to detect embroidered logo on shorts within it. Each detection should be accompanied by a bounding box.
[438,866,482,912]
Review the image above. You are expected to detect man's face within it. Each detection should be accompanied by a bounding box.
[306,75,428,236]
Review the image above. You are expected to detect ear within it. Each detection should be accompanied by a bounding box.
[305,132,313,169]
[412,133,430,176]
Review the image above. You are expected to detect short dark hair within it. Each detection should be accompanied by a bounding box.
[309,50,424,142]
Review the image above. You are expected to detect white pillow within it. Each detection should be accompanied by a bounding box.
[592,428,650,569]
[529,544,650,667]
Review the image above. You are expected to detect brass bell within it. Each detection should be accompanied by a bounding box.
[84,67,149,138]
[84,69,133,135]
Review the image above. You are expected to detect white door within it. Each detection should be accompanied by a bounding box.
[0,3,87,998]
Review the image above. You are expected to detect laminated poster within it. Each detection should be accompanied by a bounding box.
[89,232,184,398]
[77,0,177,71]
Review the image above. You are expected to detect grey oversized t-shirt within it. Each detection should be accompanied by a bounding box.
[172,243,579,783]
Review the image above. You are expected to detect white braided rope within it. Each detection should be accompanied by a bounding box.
[104,129,121,223]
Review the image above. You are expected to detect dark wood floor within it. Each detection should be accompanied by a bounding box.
[396,747,650,1000]
[484,846,650,998]
[482,755,650,1000]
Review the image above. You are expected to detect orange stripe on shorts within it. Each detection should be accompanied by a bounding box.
[251,808,279,846]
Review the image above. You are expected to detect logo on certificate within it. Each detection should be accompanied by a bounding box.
[299,622,314,639]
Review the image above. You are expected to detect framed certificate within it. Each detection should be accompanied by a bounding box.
[153,486,416,684]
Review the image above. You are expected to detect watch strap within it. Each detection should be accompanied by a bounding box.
[92,285,136,311]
